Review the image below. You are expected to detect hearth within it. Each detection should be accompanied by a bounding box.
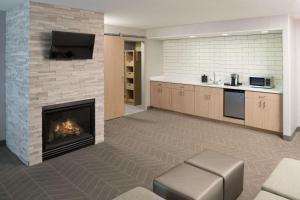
[42,99,95,160]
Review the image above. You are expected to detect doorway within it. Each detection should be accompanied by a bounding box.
[104,36,145,120]
[124,41,144,115]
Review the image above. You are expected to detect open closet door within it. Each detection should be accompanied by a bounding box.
[104,36,124,120]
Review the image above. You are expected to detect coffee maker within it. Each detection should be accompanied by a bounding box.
[231,74,239,86]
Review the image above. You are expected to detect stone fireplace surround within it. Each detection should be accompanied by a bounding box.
[5,1,104,166]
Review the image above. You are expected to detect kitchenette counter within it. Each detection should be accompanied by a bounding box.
[150,76,282,94]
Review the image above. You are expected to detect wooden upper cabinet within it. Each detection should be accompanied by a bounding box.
[195,86,223,120]
[245,91,282,132]
[150,81,172,110]
[104,36,125,120]
[171,84,195,115]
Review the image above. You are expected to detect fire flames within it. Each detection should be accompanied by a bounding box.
[54,120,81,136]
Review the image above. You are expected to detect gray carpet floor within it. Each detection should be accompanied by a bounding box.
[1,108,300,200]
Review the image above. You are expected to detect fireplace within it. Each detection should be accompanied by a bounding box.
[42,99,95,160]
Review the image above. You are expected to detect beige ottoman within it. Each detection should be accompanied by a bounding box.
[113,187,165,200]
[153,163,223,200]
[262,158,300,200]
[254,191,289,200]
[185,150,244,200]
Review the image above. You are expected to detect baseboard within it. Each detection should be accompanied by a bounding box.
[0,140,6,147]
[283,127,299,141]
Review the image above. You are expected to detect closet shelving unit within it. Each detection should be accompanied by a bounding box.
[124,47,141,105]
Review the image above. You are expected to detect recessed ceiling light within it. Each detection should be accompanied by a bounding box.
[222,33,229,36]
[261,30,269,34]
[189,35,196,38]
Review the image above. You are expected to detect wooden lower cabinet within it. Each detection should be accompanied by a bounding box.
[245,91,282,132]
[171,89,183,112]
[160,88,172,109]
[195,86,223,120]
[194,87,209,117]
[150,82,172,110]
[150,82,160,108]
[150,81,282,133]
[171,84,195,115]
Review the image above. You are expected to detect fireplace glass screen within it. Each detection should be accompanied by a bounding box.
[42,99,95,159]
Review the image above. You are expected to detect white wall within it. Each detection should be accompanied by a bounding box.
[0,11,5,141]
[104,24,146,37]
[289,18,297,135]
[144,40,163,107]
[296,20,300,127]
[162,33,283,86]
[282,17,297,138]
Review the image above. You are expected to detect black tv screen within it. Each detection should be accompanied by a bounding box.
[50,31,95,60]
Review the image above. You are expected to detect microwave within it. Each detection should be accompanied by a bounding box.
[249,76,274,89]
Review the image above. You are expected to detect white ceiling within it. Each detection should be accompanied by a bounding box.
[1,0,300,29]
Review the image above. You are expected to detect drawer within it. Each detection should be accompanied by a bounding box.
[245,91,281,100]
[195,86,207,93]
[195,86,223,95]
[151,81,172,88]
[172,84,194,91]
[210,87,223,95]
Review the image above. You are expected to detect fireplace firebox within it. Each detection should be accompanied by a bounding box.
[42,99,95,160]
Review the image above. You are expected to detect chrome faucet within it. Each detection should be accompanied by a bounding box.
[212,72,218,84]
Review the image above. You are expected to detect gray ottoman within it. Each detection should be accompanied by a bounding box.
[153,163,223,200]
[113,187,165,200]
[185,150,244,200]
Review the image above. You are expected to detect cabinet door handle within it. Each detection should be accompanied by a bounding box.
[259,101,262,108]
[263,101,266,109]
[182,91,184,96]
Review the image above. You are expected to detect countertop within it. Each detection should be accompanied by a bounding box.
[150,76,283,94]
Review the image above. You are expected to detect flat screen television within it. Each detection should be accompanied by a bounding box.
[49,31,95,60]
